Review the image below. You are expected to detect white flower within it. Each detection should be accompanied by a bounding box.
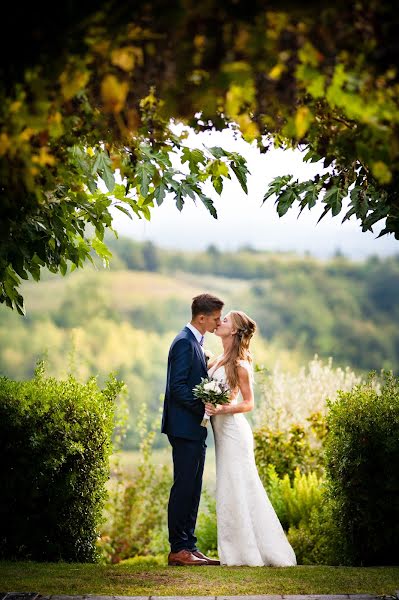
[203,380,220,393]
[254,354,363,430]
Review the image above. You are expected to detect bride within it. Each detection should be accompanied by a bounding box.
[205,310,297,567]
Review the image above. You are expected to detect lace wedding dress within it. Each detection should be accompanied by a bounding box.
[208,360,297,567]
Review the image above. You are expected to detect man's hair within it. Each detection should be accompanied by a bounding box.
[191,293,224,318]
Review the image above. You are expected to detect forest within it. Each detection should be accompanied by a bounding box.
[1,235,397,449]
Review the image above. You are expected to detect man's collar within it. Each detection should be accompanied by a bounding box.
[186,322,204,344]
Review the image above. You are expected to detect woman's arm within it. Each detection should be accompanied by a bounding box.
[205,365,254,415]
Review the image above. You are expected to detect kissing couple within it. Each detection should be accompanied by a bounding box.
[161,293,297,567]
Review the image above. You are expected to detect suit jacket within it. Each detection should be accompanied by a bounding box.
[161,326,208,441]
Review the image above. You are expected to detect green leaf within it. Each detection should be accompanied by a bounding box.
[91,237,113,266]
[140,205,151,221]
[209,160,229,178]
[5,266,21,285]
[198,193,217,219]
[114,204,133,219]
[276,188,297,217]
[303,149,322,163]
[323,186,345,216]
[230,162,248,194]
[180,181,196,200]
[301,184,319,210]
[262,175,293,204]
[317,204,331,223]
[181,147,206,172]
[212,177,223,195]
[60,260,68,276]
[16,299,26,316]
[341,206,357,224]
[136,162,155,197]
[13,258,29,280]
[206,146,227,159]
[29,263,41,282]
[175,188,184,211]
[113,183,129,201]
[154,181,166,206]
[92,150,115,192]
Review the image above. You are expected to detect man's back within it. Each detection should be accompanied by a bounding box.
[162,327,207,441]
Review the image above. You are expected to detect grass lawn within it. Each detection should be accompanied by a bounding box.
[0,559,398,596]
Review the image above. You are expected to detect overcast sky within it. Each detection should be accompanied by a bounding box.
[109,128,398,260]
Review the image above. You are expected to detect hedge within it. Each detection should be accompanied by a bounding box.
[0,361,124,562]
[325,370,399,565]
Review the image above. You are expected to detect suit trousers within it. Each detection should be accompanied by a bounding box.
[167,434,207,553]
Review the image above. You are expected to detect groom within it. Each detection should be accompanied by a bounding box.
[162,293,224,566]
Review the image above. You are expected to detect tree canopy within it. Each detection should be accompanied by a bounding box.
[1,1,398,312]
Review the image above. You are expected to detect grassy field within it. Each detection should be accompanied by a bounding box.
[110,446,217,492]
[1,560,398,596]
[19,268,250,314]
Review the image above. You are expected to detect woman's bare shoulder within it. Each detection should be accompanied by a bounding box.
[237,360,254,380]
[237,359,251,369]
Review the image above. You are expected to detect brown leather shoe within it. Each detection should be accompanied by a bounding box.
[192,550,220,565]
[168,549,208,566]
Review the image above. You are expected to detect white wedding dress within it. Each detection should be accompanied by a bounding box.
[208,360,297,567]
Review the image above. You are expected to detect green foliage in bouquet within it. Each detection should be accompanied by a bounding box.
[193,377,231,406]
[325,371,399,566]
[193,377,231,426]
[0,360,125,562]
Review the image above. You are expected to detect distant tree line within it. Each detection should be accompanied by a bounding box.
[104,235,399,373]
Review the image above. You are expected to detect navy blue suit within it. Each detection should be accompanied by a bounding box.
[162,326,208,553]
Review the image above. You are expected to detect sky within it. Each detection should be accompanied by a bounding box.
[109,128,398,260]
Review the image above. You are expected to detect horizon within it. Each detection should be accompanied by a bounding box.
[108,231,398,264]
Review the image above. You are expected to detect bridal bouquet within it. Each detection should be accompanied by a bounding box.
[193,377,231,427]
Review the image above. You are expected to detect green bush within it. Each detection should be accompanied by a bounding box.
[254,412,327,484]
[265,465,324,530]
[98,404,172,563]
[0,360,124,562]
[99,404,220,562]
[196,491,218,557]
[287,503,339,566]
[325,370,399,565]
[263,465,339,565]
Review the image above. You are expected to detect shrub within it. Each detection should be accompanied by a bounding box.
[255,355,362,430]
[254,411,327,483]
[325,370,399,565]
[265,465,324,530]
[98,403,172,563]
[263,465,339,565]
[195,490,218,557]
[287,502,339,566]
[0,360,124,562]
[99,405,220,562]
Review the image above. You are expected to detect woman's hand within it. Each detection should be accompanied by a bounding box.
[205,402,224,416]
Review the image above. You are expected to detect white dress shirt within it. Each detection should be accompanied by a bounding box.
[186,322,205,352]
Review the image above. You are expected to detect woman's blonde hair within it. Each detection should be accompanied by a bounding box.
[219,310,257,391]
